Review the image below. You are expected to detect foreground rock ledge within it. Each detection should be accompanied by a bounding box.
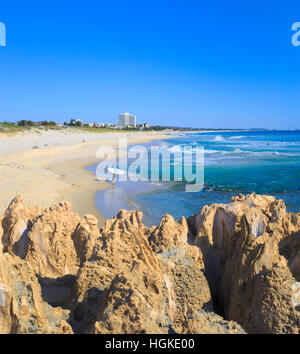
[0,193,299,334]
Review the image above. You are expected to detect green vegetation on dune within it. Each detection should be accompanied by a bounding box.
[0,123,168,135]
[0,122,27,134]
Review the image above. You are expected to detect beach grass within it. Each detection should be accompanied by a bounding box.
[0,123,28,134]
[0,124,170,136]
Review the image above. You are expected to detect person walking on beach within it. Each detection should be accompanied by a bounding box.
[108,164,125,185]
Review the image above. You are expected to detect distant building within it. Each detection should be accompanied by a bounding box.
[105,123,117,128]
[92,123,105,128]
[70,119,83,126]
[35,121,57,126]
[136,122,150,129]
[118,113,136,128]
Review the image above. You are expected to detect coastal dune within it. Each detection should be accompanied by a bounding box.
[0,130,173,225]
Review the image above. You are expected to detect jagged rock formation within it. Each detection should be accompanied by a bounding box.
[1,196,43,259]
[1,193,300,334]
[0,251,72,333]
[181,310,245,334]
[188,193,300,333]
[69,210,212,334]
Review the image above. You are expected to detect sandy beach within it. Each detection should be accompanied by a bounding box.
[0,130,175,225]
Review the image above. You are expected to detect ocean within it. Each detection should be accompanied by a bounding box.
[90,130,300,226]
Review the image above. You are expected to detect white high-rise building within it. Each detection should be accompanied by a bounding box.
[118,113,136,128]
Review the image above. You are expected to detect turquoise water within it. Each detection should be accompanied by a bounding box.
[130,131,300,226]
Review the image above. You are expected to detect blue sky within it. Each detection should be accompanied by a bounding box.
[0,0,300,129]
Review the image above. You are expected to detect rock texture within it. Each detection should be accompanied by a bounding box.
[1,193,300,334]
[69,210,212,334]
[189,193,300,333]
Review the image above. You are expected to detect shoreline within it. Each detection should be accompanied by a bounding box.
[86,138,171,227]
[48,135,178,226]
[0,131,177,226]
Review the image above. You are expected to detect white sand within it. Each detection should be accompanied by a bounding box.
[0,130,176,225]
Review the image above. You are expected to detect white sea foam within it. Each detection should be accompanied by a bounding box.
[229,135,245,140]
[213,136,225,141]
[168,145,198,154]
[204,149,219,154]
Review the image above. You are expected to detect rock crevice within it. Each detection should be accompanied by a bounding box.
[1,193,299,334]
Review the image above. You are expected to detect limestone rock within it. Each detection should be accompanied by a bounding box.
[69,209,164,332]
[93,263,170,334]
[148,214,212,332]
[57,320,74,334]
[0,197,98,333]
[71,214,99,265]
[189,193,300,333]
[69,210,212,333]
[1,196,43,258]
[5,193,300,334]
[181,310,246,334]
[0,214,3,253]
[1,197,96,278]
[148,214,189,253]
[25,201,82,277]
[0,252,70,333]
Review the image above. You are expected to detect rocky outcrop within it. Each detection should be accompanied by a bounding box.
[189,193,300,333]
[1,196,43,258]
[0,251,72,333]
[181,310,246,334]
[0,196,96,333]
[2,193,300,334]
[69,210,212,334]
[148,214,212,333]
[25,201,82,278]
[93,264,171,334]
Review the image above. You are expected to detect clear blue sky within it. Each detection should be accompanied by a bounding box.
[0,0,300,129]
